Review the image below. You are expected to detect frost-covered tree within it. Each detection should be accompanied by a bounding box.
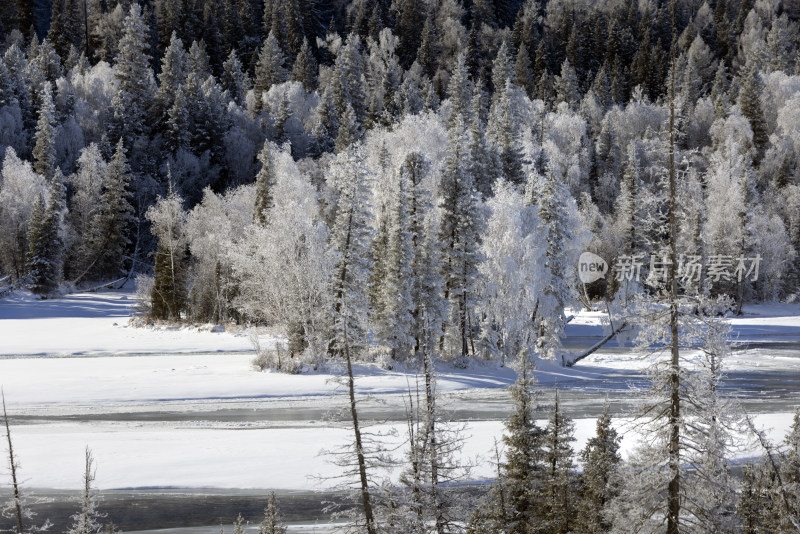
[111,3,156,148]
[28,171,66,296]
[32,82,56,181]
[527,160,580,359]
[2,390,52,533]
[257,491,287,534]
[253,32,288,113]
[66,447,106,534]
[478,181,545,365]
[327,145,373,357]
[147,184,188,321]
[90,139,134,281]
[0,148,48,281]
[575,401,621,534]
[438,114,482,360]
[371,165,414,361]
[290,37,318,92]
[503,361,545,534]
[541,391,576,534]
[253,140,276,226]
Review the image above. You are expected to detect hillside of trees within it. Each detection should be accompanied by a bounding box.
[0,0,798,365]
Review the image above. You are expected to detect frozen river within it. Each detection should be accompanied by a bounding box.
[2,290,799,532]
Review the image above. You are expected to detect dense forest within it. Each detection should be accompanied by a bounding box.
[0,0,798,360]
[2,1,800,532]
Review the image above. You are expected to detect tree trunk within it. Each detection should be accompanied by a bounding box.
[3,391,24,534]
[343,322,377,534]
[667,2,681,531]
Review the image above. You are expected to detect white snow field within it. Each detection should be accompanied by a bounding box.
[0,288,799,492]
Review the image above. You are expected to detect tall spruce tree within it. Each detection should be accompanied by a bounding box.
[28,172,65,296]
[576,401,621,534]
[112,3,156,148]
[91,139,134,280]
[438,114,482,360]
[32,82,56,181]
[541,390,576,534]
[502,360,544,534]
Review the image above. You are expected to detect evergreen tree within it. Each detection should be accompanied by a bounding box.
[335,102,360,153]
[502,360,545,533]
[328,145,373,357]
[253,31,288,113]
[221,49,250,106]
[738,63,768,158]
[91,139,134,280]
[112,3,156,148]
[253,140,276,226]
[469,82,501,199]
[555,58,581,110]
[147,184,188,321]
[438,114,482,360]
[447,52,473,126]
[489,80,526,186]
[290,37,318,91]
[258,491,287,534]
[395,0,425,69]
[154,32,188,123]
[514,45,535,98]
[491,41,514,97]
[527,160,575,359]
[28,173,65,296]
[576,401,621,534]
[187,40,212,80]
[32,82,56,181]
[541,391,576,534]
[372,164,414,361]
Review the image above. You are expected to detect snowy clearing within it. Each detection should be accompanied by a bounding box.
[0,289,799,492]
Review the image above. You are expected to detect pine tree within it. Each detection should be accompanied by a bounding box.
[395,0,425,69]
[155,31,188,122]
[491,41,514,97]
[290,37,318,91]
[555,58,581,110]
[335,102,360,153]
[469,82,501,199]
[738,63,768,158]
[447,52,473,126]
[187,40,212,80]
[147,184,187,322]
[372,165,414,361]
[501,360,544,534]
[576,401,621,534]
[527,161,575,359]
[91,139,134,281]
[514,45,535,98]
[253,140,276,226]
[253,31,288,113]
[438,114,482,360]
[489,79,526,186]
[28,176,64,296]
[541,391,576,534]
[328,145,373,358]
[258,491,287,534]
[112,3,156,148]
[32,82,56,181]
[221,49,250,106]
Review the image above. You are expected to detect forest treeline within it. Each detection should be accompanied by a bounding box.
[0,0,798,367]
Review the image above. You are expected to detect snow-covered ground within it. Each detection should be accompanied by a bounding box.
[1,289,799,493]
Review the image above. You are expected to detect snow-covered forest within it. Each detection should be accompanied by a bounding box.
[2,0,800,531]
